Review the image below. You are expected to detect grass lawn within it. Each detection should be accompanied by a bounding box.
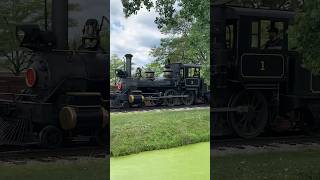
[0,158,109,180]
[111,108,210,156]
[212,150,320,180]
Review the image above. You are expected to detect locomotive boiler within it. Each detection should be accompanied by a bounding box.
[0,0,108,148]
[111,54,209,108]
[211,4,320,139]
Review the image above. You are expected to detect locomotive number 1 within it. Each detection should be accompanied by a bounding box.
[260,61,266,71]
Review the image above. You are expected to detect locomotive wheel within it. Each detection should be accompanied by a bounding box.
[95,127,109,147]
[300,108,320,136]
[181,91,195,106]
[39,126,63,148]
[155,99,164,106]
[229,90,268,139]
[122,101,130,109]
[164,89,179,106]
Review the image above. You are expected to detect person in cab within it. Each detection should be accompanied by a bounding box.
[264,27,283,50]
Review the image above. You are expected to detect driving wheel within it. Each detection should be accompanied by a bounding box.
[229,90,268,139]
[164,89,178,106]
[95,126,109,147]
[39,126,63,148]
[181,91,195,106]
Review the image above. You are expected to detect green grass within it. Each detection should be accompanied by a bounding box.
[0,158,109,180]
[212,150,320,180]
[111,109,210,156]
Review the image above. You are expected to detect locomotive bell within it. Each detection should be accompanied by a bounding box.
[81,19,100,49]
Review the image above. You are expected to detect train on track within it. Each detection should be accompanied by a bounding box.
[110,54,210,108]
[0,0,109,148]
[211,3,320,139]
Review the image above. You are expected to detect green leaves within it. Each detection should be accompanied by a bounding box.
[121,0,154,17]
[0,0,81,75]
[122,0,210,84]
[295,0,320,73]
[110,54,125,85]
[144,60,164,77]
[0,0,45,75]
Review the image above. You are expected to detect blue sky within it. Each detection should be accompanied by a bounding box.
[110,0,164,67]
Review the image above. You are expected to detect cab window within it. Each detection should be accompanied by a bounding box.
[226,25,234,49]
[250,20,285,50]
[251,21,259,48]
[187,68,201,78]
[180,68,184,79]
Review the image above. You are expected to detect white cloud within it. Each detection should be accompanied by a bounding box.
[110,0,165,68]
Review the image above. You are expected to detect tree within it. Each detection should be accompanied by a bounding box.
[122,0,210,84]
[224,0,303,9]
[144,60,164,77]
[0,0,80,75]
[0,1,44,75]
[294,0,320,73]
[110,54,124,85]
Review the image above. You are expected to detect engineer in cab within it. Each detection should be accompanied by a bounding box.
[264,27,283,50]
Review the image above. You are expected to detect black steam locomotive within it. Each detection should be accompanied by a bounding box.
[211,4,320,138]
[0,0,108,148]
[111,54,209,108]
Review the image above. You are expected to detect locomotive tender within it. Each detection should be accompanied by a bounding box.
[0,0,108,147]
[111,54,209,108]
[211,4,320,138]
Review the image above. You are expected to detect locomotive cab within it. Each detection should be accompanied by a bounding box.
[212,6,294,87]
[211,5,310,139]
[177,64,202,88]
[212,4,320,139]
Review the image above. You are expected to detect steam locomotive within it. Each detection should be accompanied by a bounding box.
[111,54,210,108]
[211,4,320,138]
[0,0,109,148]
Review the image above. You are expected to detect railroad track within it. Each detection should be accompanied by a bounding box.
[212,135,320,155]
[0,143,108,164]
[111,104,209,113]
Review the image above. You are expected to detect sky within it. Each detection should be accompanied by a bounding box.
[69,0,109,40]
[110,0,164,68]
[65,0,162,67]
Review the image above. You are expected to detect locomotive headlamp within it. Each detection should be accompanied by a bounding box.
[116,82,123,90]
[25,68,37,88]
[16,25,40,44]
[16,25,55,50]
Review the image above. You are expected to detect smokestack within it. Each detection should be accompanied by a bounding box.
[52,0,68,50]
[125,54,133,77]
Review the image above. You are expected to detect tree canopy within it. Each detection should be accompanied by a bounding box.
[0,0,80,75]
[110,54,124,85]
[121,0,210,84]
[0,0,45,74]
[294,0,320,73]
